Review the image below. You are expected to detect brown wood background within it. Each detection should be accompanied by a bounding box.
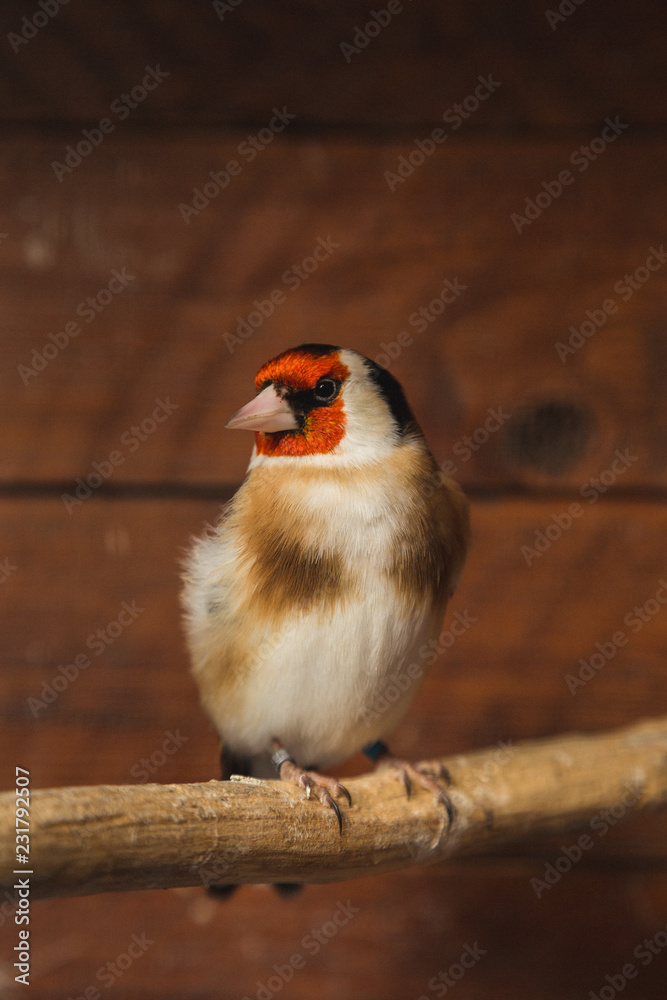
[1,1,666,997]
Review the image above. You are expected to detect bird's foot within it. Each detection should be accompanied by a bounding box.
[363,741,455,830]
[271,740,352,834]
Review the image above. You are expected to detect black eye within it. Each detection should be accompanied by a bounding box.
[313,377,340,403]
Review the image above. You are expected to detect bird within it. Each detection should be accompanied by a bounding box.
[181,343,470,847]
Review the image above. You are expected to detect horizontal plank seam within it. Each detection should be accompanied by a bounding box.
[0,482,665,503]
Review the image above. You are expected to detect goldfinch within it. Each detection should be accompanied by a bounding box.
[182,344,469,833]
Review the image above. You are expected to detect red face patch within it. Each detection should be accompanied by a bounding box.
[253,348,350,457]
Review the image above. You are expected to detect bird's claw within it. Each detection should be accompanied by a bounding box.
[377,757,455,831]
[301,775,349,834]
[277,756,351,834]
[336,782,353,808]
[414,763,454,826]
[323,793,342,834]
[418,761,452,786]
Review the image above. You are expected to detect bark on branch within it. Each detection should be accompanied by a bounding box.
[2,717,667,901]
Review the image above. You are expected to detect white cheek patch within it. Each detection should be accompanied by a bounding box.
[248,352,402,471]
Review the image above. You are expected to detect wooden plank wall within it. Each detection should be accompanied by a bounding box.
[0,1,665,997]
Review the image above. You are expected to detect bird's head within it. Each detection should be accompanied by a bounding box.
[226,343,420,465]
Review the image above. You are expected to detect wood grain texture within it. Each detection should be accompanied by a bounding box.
[2,718,666,901]
[0,0,666,127]
[0,137,665,487]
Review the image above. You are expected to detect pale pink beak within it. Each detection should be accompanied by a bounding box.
[225,383,299,433]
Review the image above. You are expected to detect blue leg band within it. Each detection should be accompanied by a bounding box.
[362,740,389,763]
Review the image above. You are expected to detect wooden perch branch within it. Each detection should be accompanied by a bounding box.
[2,718,667,901]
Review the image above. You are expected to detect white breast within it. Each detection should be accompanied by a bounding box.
[218,571,437,767]
[183,444,451,768]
